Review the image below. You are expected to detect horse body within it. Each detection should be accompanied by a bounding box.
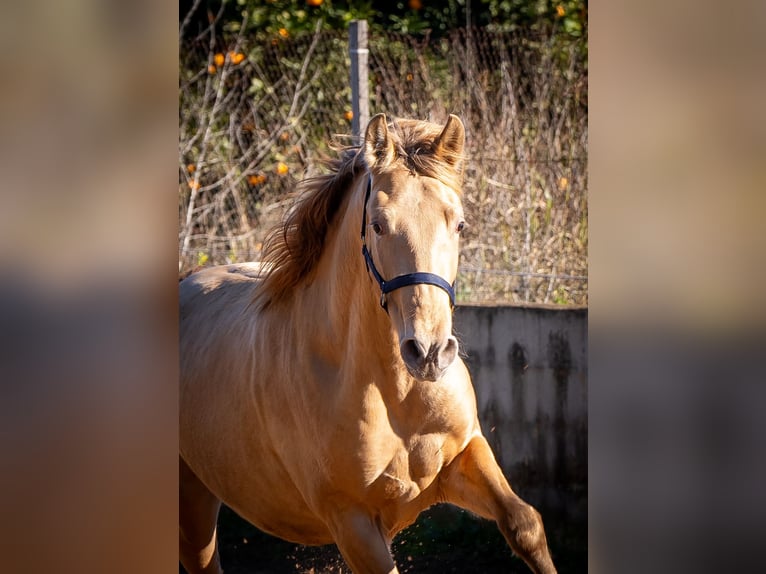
[180,115,556,574]
[179,216,476,544]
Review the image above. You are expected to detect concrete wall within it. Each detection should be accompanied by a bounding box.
[453,304,587,517]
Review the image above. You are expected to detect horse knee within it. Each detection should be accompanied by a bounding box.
[501,502,547,554]
[500,502,556,573]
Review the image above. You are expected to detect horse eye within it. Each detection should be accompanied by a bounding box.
[456,221,466,233]
[371,222,383,235]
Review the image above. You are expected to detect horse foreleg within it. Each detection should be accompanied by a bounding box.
[179,456,223,574]
[327,510,399,574]
[439,436,556,574]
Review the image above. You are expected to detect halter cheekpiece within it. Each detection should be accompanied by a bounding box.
[361,175,456,311]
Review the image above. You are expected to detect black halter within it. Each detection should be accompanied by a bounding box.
[361,175,456,311]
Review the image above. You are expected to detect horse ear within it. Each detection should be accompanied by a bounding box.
[364,113,396,169]
[433,114,465,170]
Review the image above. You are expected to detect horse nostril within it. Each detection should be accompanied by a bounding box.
[438,336,458,369]
[400,338,427,368]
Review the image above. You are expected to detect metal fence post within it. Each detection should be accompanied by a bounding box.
[349,20,369,141]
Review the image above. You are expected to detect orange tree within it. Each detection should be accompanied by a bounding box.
[180,0,586,39]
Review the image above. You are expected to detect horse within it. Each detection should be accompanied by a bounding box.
[179,113,557,574]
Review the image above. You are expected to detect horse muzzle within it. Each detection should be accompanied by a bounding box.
[400,335,458,382]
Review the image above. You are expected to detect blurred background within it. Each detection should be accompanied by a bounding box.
[2,0,765,573]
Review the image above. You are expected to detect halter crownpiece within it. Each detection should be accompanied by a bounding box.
[361,175,456,311]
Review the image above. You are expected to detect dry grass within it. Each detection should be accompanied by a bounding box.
[179,21,587,304]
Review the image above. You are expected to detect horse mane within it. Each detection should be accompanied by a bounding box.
[253,117,465,310]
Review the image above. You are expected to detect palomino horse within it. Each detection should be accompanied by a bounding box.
[179,114,557,573]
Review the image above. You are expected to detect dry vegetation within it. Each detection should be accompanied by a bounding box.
[179,20,587,304]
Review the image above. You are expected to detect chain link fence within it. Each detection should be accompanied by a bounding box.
[179,22,587,305]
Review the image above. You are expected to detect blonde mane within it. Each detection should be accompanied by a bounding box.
[254,117,465,310]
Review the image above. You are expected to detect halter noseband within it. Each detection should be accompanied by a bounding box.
[361,175,456,311]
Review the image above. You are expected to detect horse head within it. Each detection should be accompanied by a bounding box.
[362,113,466,382]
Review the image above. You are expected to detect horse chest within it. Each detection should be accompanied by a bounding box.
[407,434,444,479]
[374,434,445,502]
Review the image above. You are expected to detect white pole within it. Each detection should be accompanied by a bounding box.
[349,20,369,141]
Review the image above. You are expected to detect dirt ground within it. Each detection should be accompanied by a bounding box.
[196,502,586,574]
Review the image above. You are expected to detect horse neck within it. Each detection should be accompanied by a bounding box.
[300,175,400,376]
